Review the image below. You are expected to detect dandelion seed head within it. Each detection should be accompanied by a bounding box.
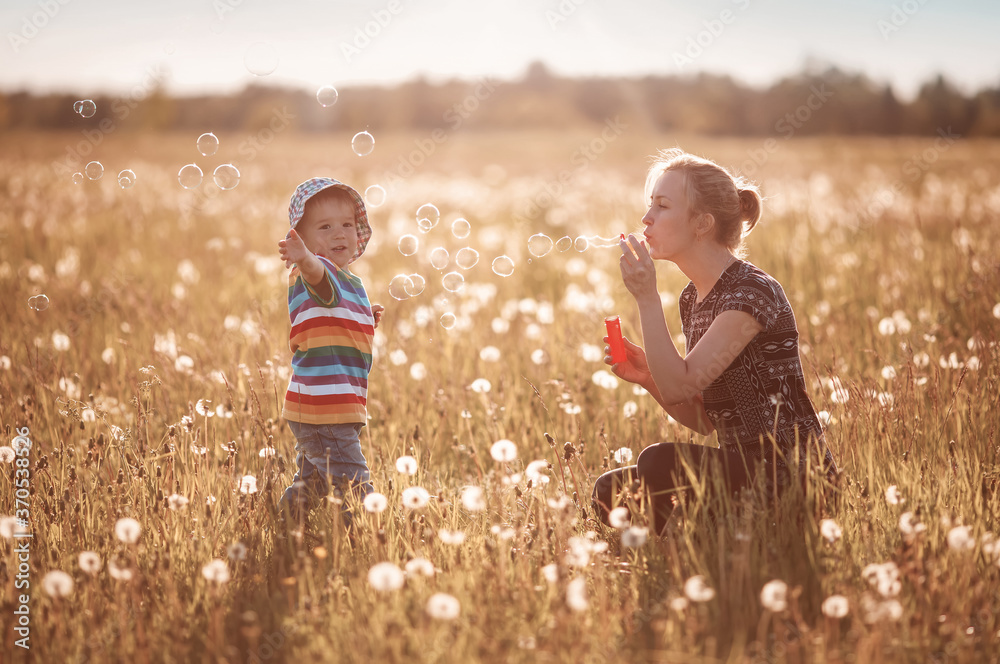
[202,559,231,584]
[862,562,901,598]
[461,485,485,512]
[108,559,133,582]
[622,401,638,418]
[684,575,716,603]
[490,438,517,462]
[43,570,74,598]
[566,577,588,612]
[167,493,189,511]
[195,399,214,417]
[670,597,689,612]
[0,446,15,463]
[947,525,975,552]
[364,492,388,514]
[409,362,427,380]
[530,349,548,364]
[469,378,492,393]
[525,459,550,485]
[368,562,405,592]
[822,595,850,619]
[885,485,903,505]
[438,529,466,545]
[258,447,275,458]
[591,369,619,390]
[541,563,559,584]
[114,517,142,544]
[760,580,788,612]
[227,542,247,562]
[613,447,633,464]
[395,455,418,475]
[479,346,501,362]
[426,592,461,620]
[820,518,843,544]
[239,475,258,495]
[78,551,102,575]
[608,506,630,529]
[401,486,430,509]
[405,557,436,577]
[621,526,648,548]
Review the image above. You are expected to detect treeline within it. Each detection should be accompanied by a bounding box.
[2,62,999,136]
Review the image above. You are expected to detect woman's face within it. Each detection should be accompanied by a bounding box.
[641,170,698,261]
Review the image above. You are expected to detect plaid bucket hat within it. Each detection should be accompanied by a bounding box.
[287,177,372,265]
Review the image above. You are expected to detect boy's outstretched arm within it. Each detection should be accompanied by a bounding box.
[279,229,333,301]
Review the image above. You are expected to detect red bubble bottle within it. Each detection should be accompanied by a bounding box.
[605,315,626,364]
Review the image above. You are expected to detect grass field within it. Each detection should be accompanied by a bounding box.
[2,127,999,664]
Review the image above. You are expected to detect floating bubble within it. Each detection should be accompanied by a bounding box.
[117,169,136,189]
[456,247,480,270]
[429,247,450,270]
[574,236,590,252]
[28,294,50,311]
[440,313,457,329]
[556,236,573,252]
[213,164,240,190]
[178,164,203,189]
[71,172,84,185]
[442,271,465,292]
[197,132,219,157]
[244,41,278,76]
[528,233,554,258]
[74,99,96,118]
[492,255,515,277]
[365,184,386,207]
[85,161,104,180]
[389,274,414,300]
[416,204,440,233]
[451,218,471,239]
[405,274,425,296]
[398,234,419,256]
[316,85,339,107]
[352,131,375,156]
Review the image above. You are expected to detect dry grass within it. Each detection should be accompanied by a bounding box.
[1,128,999,664]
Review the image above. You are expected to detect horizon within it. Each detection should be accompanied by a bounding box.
[3,0,1000,103]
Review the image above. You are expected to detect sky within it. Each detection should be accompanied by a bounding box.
[2,0,999,101]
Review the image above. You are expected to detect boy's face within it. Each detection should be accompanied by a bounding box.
[296,197,358,268]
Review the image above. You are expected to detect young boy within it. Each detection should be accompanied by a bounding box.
[276,177,384,524]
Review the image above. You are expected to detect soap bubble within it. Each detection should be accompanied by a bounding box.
[389,274,414,300]
[85,161,104,180]
[440,313,457,329]
[429,247,450,270]
[451,218,471,239]
[28,294,50,311]
[556,236,573,252]
[316,85,339,107]
[492,255,515,277]
[574,236,590,252]
[244,42,278,76]
[197,132,219,157]
[365,184,386,207]
[71,172,84,185]
[352,131,375,156]
[528,233,553,258]
[398,234,419,257]
[405,274,425,296]
[178,164,203,189]
[442,271,465,292]
[456,247,480,270]
[213,164,240,190]
[117,169,136,189]
[416,204,440,232]
[74,99,96,118]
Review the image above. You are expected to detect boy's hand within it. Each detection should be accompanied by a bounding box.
[372,303,385,329]
[279,228,312,268]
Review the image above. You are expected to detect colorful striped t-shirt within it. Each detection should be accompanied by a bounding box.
[282,256,374,425]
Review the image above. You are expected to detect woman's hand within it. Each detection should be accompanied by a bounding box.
[605,335,652,387]
[619,234,658,300]
[278,228,311,269]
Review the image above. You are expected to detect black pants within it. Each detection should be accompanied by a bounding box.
[592,443,779,534]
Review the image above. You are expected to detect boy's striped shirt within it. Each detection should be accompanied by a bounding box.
[282,256,373,425]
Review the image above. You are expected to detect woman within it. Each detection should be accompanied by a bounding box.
[592,148,836,534]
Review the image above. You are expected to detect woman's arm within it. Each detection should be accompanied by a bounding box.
[606,336,714,435]
[620,237,762,406]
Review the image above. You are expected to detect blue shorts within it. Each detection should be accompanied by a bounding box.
[278,421,372,515]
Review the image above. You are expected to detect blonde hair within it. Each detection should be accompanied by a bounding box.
[645,148,762,257]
